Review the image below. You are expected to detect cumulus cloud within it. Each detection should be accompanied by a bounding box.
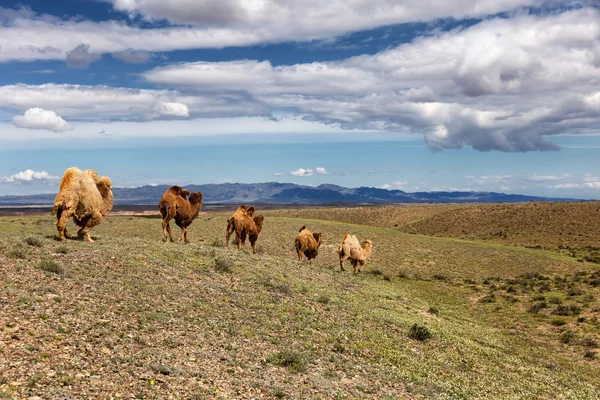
[585,182,600,189]
[290,168,314,177]
[316,167,329,175]
[0,1,544,63]
[0,84,267,119]
[66,44,101,68]
[112,49,152,63]
[141,9,600,152]
[381,181,408,190]
[12,108,72,132]
[0,169,59,183]
[108,0,537,30]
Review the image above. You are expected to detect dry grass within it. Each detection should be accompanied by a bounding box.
[1,209,599,399]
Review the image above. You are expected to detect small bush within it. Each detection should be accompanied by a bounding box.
[25,236,43,247]
[56,246,69,254]
[428,306,439,316]
[532,295,546,301]
[370,269,383,276]
[584,350,596,359]
[480,293,496,303]
[432,274,447,281]
[272,388,286,399]
[266,350,307,373]
[7,247,27,259]
[581,336,598,348]
[551,318,566,326]
[37,260,64,275]
[397,270,411,279]
[567,287,583,297]
[213,257,234,273]
[528,301,548,314]
[383,274,392,281]
[548,296,563,305]
[554,304,582,316]
[408,323,432,341]
[560,330,575,344]
[316,295,330,305]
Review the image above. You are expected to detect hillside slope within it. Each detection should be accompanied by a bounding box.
[1,214,599,399]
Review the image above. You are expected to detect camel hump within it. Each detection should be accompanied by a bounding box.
[246,206,255,216]
[299,225,307,232]
[342,233,351,242]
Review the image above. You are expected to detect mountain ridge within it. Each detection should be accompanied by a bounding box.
[0,182,578,206]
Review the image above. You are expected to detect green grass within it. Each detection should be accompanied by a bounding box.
[0,213,599,399]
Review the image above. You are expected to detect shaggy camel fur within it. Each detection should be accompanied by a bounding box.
[226,205,264,254]
[51,167,114,242]
[338,233,373,273]
[295,225,322,264]
[158,186,203,243]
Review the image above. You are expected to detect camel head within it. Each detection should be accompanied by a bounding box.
[312,232,322,248]
[253,215,264,233]
[362,240,373,259]
[188,192,203,206]
[95,176,114,214]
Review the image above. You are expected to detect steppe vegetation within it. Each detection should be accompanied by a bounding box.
[1,202,599,398]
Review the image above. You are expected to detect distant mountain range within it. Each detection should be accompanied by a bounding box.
[0,182,579,206]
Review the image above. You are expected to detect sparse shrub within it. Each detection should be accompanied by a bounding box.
[266,350,307,373]
[397,270,411,279]
[464,278,476,285]
[548,296,563,305]
[383,274,392,281]
[560,330,575,344]
[581,336,598,348]
[7,247,27,259]
[584,350,597,359]
[432,274,447,281]
[532,295,546,301]
[316,295,330,304]
[428,306,439,316]
[577,317,586,323]
[213,257,234,273]
[480,293,496,303]
[37,260,64,275]
[211,237,225,248]
[554,304,581,316]
[551,318,566,326]
[370,269,383,276]
[528,301,548,314]
[272,388,286,399]
[56,246,69,254]
[537,282,551,292]
[567,287,583,297]
[408,323,432,341]
[25,236,43,247]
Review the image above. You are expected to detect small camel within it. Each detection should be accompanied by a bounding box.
[158,185,203,243]
[226,205,264,254]
[295,225,322,264]
[338,233,373,273]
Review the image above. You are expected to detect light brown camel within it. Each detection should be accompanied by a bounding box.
[295,225,322,264]
[338,233,373,273]
[158,185,203,243]
[51,167,114,242]
[226,205,264,254]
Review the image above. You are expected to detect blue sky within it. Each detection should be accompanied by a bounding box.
[0,1,599,198]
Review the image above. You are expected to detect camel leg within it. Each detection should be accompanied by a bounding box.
[78,227,93,243]
[351,260,358,273]
[226,229,231,248]
[56,210,71,241]
[162,218,174,242]
[250,234,257,254]
[239,231,247,251]
[358,260,365,273]
[182,227,190,244]
[339,258,346,271]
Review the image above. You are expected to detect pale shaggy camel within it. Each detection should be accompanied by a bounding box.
[338,233,373,273]
[158,185,203,243]
[295,225,322,264]
[51,167,113,242]
[226,205,264,254]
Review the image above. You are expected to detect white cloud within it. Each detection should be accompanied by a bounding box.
[316,167,329,175]
[273,172,283,176]
[585,182,600,189]
[112,49,152,63]
[153,101,190,118]
[527,174,567,182]
[108,0,536,32]
[66,44,101,68]
[140,9,600,152]
[12,108,72,132]
[290,168,314,177]
[0,84,267,119]
[381,181,408,190]
[550,183,583,189]
[0,169,59,183]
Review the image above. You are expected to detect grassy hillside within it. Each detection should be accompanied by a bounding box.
[1,213,600,399]
[264,205,466,229]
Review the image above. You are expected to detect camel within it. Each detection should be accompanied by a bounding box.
[226,205,264,254]
[51,167,114,242]
[158,185,203,243]
[338,233,373,273]
[295,225,322,264]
